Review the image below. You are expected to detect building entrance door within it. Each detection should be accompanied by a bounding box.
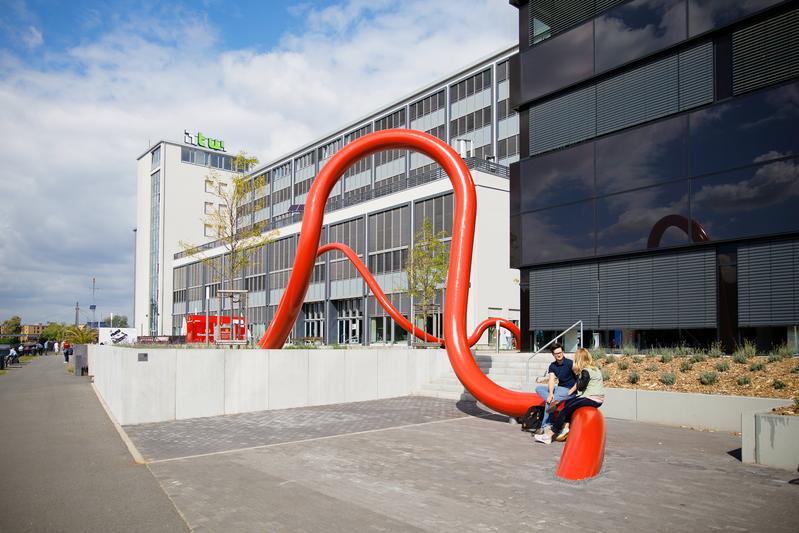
[335,298,362,345]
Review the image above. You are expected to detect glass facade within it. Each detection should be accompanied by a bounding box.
[513,0,798,351]
[149,169,161,335]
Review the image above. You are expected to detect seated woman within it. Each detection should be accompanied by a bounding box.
[534,347,604,444]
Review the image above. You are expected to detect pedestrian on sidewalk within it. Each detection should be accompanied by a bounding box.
[63,341,71,364]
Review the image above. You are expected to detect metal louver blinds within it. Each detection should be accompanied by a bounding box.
[679,41,714,110]
[530,85,596,155]
[529,250,716,331]
[733,8,799,95]
[529,263,598,330]
[738,240,799,326]
[528,0,629,46]
[529,42,713,155]
[597,56,679,135]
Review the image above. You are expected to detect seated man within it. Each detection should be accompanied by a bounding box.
[534,342,576,433]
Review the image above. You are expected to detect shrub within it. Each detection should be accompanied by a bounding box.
[659,372,676,386]
[773,379,786,390]
[601,368,610,381]
[733,339,757,359]
[715,361,730,372]
[706,341,724,358]
[792,366,799,374]
[605,354,617,364]
[632,355,643,364]
[749,362,764,372]
[646,363,659,372]
[733,353,748,365]
[680,360,693,372]
[617,360,630,370]
[659,354,674,363]
[594,348,607,360]
[737,376,751,386]
[628,371,640,384]
[699,371,718,385]
[690,354,707,364]
[771,343,792,359]
[622,343,637,356]
[657,346,675,359]
[767,353,784,364]
[674,345,693,357]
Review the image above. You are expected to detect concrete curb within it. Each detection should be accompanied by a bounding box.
[91,381,146,464]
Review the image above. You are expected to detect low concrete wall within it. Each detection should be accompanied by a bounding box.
[88,345,451,425]
[742,412,799,471]
[601,388,792,432]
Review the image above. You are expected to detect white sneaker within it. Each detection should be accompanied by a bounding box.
[533,433,552,444]
[555,424,570,442]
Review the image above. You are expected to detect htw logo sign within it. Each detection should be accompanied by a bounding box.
[184,130,226,152]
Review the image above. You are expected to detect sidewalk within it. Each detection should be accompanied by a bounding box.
[0,355,187,533]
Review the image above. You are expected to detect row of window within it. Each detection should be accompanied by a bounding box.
[449,106,492,139]
[182,146,234,170]
[375,109,406,131]
[408,91,446,122]
[367,249,409,275]
[497,135,520,160]
[450,69,492,103]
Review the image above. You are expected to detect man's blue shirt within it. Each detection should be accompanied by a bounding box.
[548,358,576,389]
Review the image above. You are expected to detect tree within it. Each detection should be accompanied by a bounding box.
[405,218,449,342]
[65,325,97,345]
[180,152,278,305]
[1,315,22,336]
[41,322,67,342]
[101,315,129,328]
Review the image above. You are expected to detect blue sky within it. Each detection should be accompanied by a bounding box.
[0,0,516,326]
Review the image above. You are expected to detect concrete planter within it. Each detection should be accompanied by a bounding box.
[601,388,792,432]
[742,411,799,471]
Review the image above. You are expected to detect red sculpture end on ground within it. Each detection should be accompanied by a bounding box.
[555,407,606,480]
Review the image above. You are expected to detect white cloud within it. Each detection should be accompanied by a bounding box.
[22,25,43,48]
[0,0,516,324]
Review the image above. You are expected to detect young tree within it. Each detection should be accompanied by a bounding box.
[405,218,449,342]
[180,152,278,330]
[65,325,97,344]
[41,322,67,342]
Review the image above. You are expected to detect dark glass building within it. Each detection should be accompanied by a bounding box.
[508,0,799,353]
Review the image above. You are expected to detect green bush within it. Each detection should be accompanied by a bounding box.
[646,363,659,372]
[749,362,764,372]
[601,368,610,381]
[733,353,748,364]
[699,372,718,385]
[773,379,786,390]
[770,343,792,359]
[628,371,640,384]
[733,339,757,359]
[715,361,730,372]
[605,354,617,364]
[659,372,676,386]
[792,365,799,374]
[593,348,607,360]
[680,360,693,372]
[737,376,751,386]
[674,345,693,357]
[706,341,724,358]
[617,360,629,370]
[659,354,674,363]
[632,355,643,364]
[622,343,637,356]
[690,354,707,364]
[767,353,784,363]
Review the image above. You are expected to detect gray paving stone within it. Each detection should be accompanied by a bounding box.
[129,397,799,532]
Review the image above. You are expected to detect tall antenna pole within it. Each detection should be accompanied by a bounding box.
[75,301,80,327]
[92,277,96,327]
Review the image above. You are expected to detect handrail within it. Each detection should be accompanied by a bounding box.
[525,320,583,386]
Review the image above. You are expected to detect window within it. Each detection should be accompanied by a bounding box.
[205,180,214,193]
[204,202,214,215]
[151,146,161,170]
[516,200,595,265]
[204,224,215,238]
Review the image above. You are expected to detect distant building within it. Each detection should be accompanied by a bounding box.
[20,324,45,342]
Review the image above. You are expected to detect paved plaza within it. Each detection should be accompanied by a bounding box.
[2,356,798,532]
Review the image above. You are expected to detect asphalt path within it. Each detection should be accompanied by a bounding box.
[0,354,188,533]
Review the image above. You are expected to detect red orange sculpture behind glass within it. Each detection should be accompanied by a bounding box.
[257,129,604,479]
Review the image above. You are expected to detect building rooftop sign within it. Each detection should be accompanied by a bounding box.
[184,129,226,152]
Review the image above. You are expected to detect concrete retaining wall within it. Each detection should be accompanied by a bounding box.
[601,388,792,432]
[742,412,799,471]
[88,345,451,425]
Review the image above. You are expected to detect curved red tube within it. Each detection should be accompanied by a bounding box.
[316,242,521,347]
[647,214,710,248]
[258,129,540,417]
[555,407,606,480]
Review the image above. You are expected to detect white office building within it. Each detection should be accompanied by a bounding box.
[135,45,521,344]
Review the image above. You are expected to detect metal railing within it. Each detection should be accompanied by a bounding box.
[525,320,583,387]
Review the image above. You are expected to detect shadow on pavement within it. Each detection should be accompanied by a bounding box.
[455,400,509,423]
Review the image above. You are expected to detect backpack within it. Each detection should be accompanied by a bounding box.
[520,405,545,432]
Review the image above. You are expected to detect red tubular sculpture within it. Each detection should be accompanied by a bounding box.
[257,129,603,480]
[647,214,710,248]
[316,242,520,347]
[555,408,606,480]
